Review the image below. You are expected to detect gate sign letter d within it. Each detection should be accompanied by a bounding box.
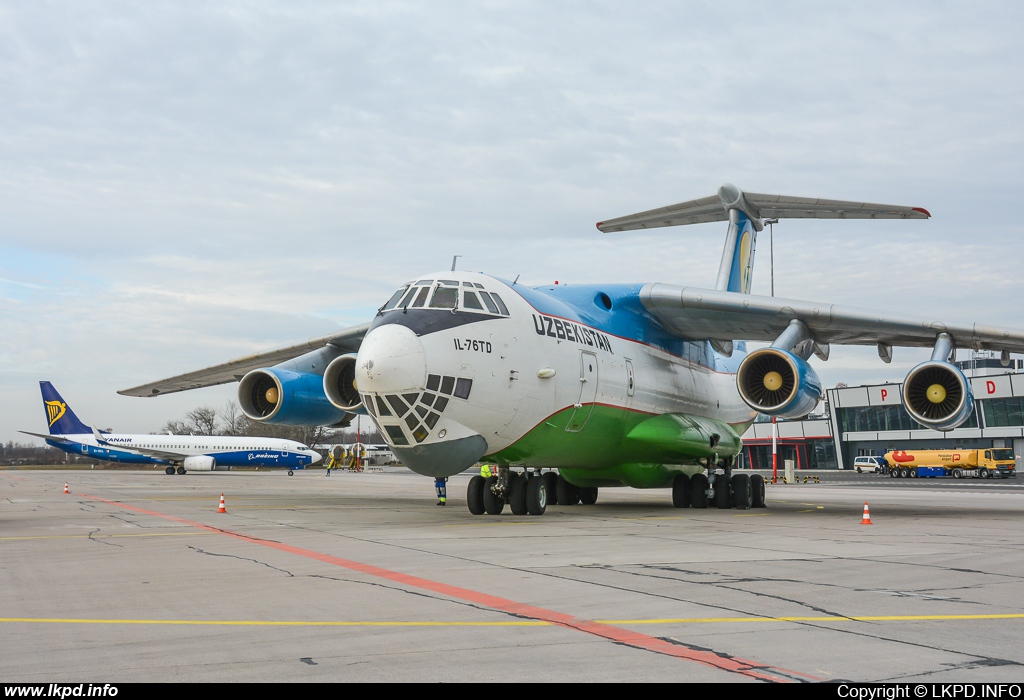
[987,380,996,395]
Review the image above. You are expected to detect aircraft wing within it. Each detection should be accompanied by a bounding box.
[118,322,370,397]
[641,284,1024,353]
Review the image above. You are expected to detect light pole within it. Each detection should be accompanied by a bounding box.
[763,217,779,481]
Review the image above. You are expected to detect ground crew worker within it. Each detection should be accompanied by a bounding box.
[435,477,448,506]
[480,464,492,478]
[325,454,333,476]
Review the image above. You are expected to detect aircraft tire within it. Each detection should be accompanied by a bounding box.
[714,476,731,509]
[509,474,528,515]
[556,475,580,505]
[542,472,559,505]
[526,476,547,515]
[671,474,691,508]
[731,473,752,510]
[176,467,186,475]
[467,475,486,515]
[750,474,766,508]
[690,473,709,509]
[482,476,504,515]
[165,467,175,475]
[287,470,294,476]
[579,487,598,505]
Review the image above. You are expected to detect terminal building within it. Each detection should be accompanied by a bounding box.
[740,353,1024,471]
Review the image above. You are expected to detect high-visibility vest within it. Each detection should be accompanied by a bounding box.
[480,464,492,478]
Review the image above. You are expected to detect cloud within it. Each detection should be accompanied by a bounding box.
[2,2,1023,441]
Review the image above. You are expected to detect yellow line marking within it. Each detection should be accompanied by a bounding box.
[1,613,1022,627]
[734,513,771,517]
[0,532,211,542]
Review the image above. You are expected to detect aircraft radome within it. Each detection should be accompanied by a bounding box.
[120,184,1024,514]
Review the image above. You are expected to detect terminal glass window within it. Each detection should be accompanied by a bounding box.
[982,397,1024,428]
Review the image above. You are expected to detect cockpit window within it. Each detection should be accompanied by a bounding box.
[410,287,430,308]
[382,286,409,311]
[398,286,419,308]
[462,291,484,310]
[490,293,510,316]
[478,291,499,314]
[429,286,459,309]
[416,280,434,286]
[438,279,459,286]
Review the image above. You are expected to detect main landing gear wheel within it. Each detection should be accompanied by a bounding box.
[579,487,598,505]
[542,472,559,505]
[509,474,528,515]
[672,474,691,508]
[714,476,731,509]
[690,473,709,509]
[467,475,486,515]
[731,473,752,510]
[176,466,186,475]
[750,474,766,508]
[482,476,504,515]
[556,475,580,505]
[165,467,175,475]
[287,470,294,476]
[526,477,547,515]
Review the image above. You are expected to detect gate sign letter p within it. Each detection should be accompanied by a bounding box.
[880,389,888,402]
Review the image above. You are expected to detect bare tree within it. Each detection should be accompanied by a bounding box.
[185,406,219,435]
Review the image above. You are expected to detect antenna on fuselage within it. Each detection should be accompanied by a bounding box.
[451,255,461,272]
[513,274,520,285]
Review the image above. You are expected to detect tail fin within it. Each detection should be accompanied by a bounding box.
[39,381,91,435]
[596,183,929,296]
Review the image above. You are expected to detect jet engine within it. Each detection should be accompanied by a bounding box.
[902,361,974,430]
[182,455,220,471]
[736,347,823,419]
[323,354,364,412]
[238,368,348,426]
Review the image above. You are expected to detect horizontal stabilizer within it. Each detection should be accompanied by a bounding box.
[597,184,930,232]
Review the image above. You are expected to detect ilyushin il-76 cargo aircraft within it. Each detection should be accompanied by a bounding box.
[120,184,1024,515]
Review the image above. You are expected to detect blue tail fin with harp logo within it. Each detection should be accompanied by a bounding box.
[39,381,91,435]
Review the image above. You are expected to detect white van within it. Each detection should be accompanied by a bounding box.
[853,456,883,473]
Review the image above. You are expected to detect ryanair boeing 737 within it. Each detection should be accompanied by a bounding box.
[24,381,321,475]
[120,185,1024,512]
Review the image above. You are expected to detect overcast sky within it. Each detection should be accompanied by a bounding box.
[3,2,1023,443]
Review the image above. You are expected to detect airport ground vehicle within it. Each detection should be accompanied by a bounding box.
[884,449,1016,479]
[853,456,885,473]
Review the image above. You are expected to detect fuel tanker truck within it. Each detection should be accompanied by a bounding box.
[883,448,1016,479]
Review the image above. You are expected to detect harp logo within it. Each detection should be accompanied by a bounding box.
[45,400,67,428]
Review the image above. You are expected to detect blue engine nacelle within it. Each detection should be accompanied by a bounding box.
[736,347,823,419]
[902,360,974,430]
[238,368,349,427]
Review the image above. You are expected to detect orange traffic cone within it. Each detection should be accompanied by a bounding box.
[217,493,227,514]
[860,502,872,525]
[63,482,69,494]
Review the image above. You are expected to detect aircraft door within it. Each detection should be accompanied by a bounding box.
[566,351,598,433]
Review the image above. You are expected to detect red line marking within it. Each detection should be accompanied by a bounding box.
[81,493,817,682]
